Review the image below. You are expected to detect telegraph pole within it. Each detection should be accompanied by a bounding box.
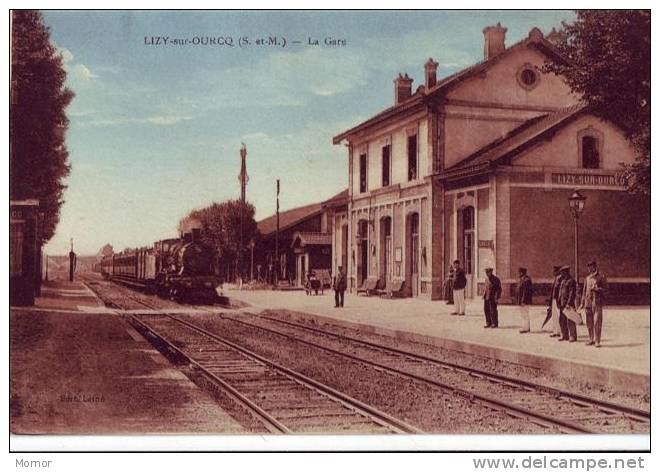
[238,143,249,284]
[275,178,280,284]
[68,238,76,282]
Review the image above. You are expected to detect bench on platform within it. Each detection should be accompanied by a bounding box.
[357,277,380,296]
[378,279,405,298]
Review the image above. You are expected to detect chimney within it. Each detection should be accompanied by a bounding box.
[424,58,439,89]
[546,27,561,44]
[394,73,413,104]
[483,22,507,60]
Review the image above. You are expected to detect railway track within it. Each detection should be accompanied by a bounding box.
[130,313,420,434]
[82,278,649,434]
[215,312,650,434]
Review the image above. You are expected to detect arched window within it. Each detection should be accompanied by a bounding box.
[410,213,419,275]
[578,127,603,170]
[380,217,392,281]
[462,207,475,275]
[582,135,600,169]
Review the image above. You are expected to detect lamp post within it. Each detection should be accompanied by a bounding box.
[568,190,587,284]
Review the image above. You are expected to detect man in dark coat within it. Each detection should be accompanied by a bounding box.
[517,267,533,333]
[483,267,501,328]
[451,260,467,316]
[333,266,347,308]
[557,265,578,342]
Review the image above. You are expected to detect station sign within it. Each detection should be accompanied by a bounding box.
[551,172,626,187]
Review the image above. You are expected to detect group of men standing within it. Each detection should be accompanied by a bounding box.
[445,260,607,346]
[548,262,607,346]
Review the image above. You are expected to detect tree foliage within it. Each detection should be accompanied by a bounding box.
[11,10,74,241]
[179,200,259,280]
[546,10,650,193]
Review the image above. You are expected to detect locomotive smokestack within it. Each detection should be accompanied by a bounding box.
[191,228,201,243]
[183,232,192,243]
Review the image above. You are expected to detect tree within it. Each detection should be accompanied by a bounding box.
[178,200,258,281]
[546,10,650,193]
[11,10,74,241]
[96,244,114,261]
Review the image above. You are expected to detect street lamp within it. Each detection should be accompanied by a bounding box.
[568,190,587,284]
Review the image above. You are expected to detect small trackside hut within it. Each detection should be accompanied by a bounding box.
[10,199,42,306]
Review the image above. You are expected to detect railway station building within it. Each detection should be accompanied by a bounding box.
[331,24,650,302]
[257,189,347,288]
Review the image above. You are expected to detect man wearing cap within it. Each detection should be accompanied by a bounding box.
[579,261,607,347]
[557,265,578,342]
[452,260,467,316]
[333,266,347,308]
[517,267,533,333]
[549,265,563,337]
[483,267,502,328]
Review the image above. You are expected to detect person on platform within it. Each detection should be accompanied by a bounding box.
[548,265,563,337]
[451,260,467,316]
[557,265,578,342]
[517,267,533,333]
[579,261,607,347]
[333,266,347,308]
[483,267,502,328]
[443,265,454,305]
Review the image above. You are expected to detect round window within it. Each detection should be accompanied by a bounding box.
[521,69,536,85]
[517,65,539,90]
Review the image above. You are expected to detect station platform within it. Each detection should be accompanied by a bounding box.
[10,279,246,434]
[226,289,650,394]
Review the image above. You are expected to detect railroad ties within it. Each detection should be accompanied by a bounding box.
[221,313,650,435]
[131,313,420,434]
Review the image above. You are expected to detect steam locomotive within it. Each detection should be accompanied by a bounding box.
[100,228,222,302]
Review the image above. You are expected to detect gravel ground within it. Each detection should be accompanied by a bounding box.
[10,309,247,434]
[83,280,647,433]
[179,314,556,434]
[258,310,650,412]
[221,313,648,434]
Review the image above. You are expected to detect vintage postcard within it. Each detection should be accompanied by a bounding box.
[9,9,650,455]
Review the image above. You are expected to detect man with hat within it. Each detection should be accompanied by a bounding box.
[517,267,533,333]
[579,261,607,347]
[451,260,467,316]
[333,266,347,308]
[483,267,501,328]
[557,265,578,342]
[548,265,563,337]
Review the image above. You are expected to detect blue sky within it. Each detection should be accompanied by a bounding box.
[41,10,575,255]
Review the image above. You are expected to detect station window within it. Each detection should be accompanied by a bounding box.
[359,153,368,193]
[407,134,418,181]
[382,145,391,187]
[582,135,600,169]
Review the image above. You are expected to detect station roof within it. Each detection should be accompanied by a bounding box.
[332,31,569,145]
[290,232,333,248]
[258,189,348,236]
[438,103,589,181]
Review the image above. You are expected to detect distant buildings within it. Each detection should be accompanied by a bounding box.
[256,190,347,287]
[331,24,649,301]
